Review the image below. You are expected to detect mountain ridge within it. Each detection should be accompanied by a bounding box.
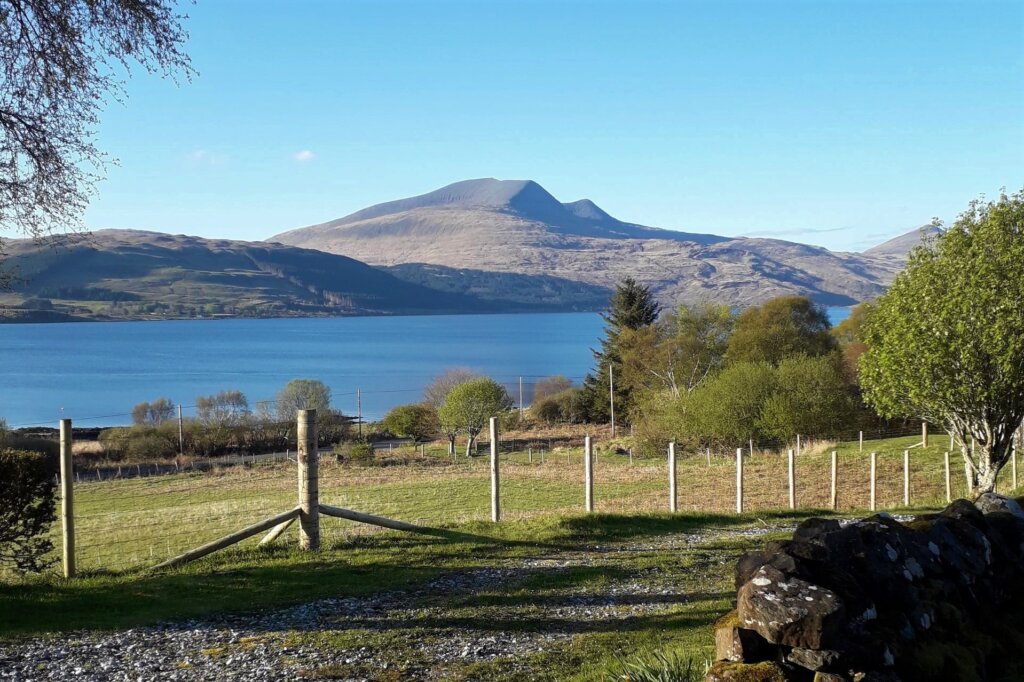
[271,178,921,307]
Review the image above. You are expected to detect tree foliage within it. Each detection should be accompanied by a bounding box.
[860,191,1024,492]
[423,367,481,410]
[276,379,332,420]
[381,403,437,443]
[619,302,733,401]
[582,277,660,421]
[131,397,175,426]
[438,377,513,456]
[532,375,574,403]
[0,0,193,286]
[0,448,56,572]
[725,296,836,365]
[531,388,587,425]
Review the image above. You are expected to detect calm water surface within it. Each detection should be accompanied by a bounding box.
[0,309,850,427]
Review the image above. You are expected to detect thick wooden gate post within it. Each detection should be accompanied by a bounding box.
[297,409,320,551]
[922,421,929,448]
[668,442,677,513]
[584,435,594,513]
[490,417,500,522]
[59,419,75,579]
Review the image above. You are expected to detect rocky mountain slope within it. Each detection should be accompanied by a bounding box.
[272,178,928,307]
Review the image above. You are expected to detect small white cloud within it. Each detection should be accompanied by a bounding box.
[293,149,315,162]
[185,149,227,167]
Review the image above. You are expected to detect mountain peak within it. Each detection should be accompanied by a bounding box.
[563,198,613,222]
[863,224,942,258]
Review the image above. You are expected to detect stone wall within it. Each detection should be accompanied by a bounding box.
[707,493,1024,682]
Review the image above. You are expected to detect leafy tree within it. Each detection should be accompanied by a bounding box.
[831,302,873,384]
[0,449,56,572]
[758,355,855,442]
[860,191,1024,493]
[0,0,192,286]
[725,296,836,366]
[382,403,437,443]
[131,397,175,426]
[532,375,574,403]
[582,277,660,421]
[687,362,778,446]
[276,379,332,421]
[423,367,481,410]
[619,302,733,400]
[196,390,249,426]
[438,378,513,457]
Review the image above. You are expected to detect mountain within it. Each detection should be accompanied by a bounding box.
[271,178,917,307]
[0,230,518,322]
[863,224,942,258]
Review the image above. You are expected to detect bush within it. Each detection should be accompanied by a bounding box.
[0,449,57,572]
[334,441,375,465]
[531,388,587,425]
[381,403,437,442]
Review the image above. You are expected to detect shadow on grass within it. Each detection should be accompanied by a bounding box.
[0,509,819,636]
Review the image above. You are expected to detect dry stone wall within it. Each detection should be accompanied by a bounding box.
[707,493,1024,682]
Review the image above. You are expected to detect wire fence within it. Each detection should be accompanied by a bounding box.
[41,418,1023,575]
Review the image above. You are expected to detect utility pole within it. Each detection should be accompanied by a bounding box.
[519,377,524,418]
[357,388,362,439]
[609,366,616,438]
[177,404,184,455]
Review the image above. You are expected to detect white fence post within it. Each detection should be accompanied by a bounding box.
[944,451,951,503]
[788,448,796,510]
[668,442,677,513]
[736,447,744,513]
[491,417,501,522]
[59,419,75,579]
[584,435,594,513]
[903,449,910,507]
[830,450,838,510]
[869,452,877,512]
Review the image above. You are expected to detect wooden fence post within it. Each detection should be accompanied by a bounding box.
[965,459,973,497]
[668,442,677,513]
[788,448,796,510]
[903,450,910,507]
[869,452,877,512]
[922,422,929,448]
[944,451,951,503]
[796,434,801,458]
[59,419,75,579]
[859,431,863,452]
[1012,439,1018,491]
[830,450,838,510]
[297,409,319,551]
[584,435,594,513]
[736,447,744,513]
[491,417,501,522]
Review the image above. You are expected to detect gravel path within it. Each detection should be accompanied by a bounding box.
[0,526,784,682]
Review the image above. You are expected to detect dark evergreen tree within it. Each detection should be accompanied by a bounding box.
[582,277,660,423]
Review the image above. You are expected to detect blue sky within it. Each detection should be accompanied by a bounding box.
[81,0,1023,251]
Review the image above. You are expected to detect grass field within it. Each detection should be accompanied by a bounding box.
[51,432,1007,573]
[2,431,1019,680]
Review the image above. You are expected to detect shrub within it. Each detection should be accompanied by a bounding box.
[531,388,587,425]
[381,403,437,442]
[0,449,57,572]
[334,441,375,465]
[605,650,706,682]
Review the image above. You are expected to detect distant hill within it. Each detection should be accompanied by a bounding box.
[863,224,942,258]
[0,230,518,322]
[271,178,920,307]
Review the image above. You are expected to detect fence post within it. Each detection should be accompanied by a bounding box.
[584,435,594,513]
[1012,439,1018,490]
[830,450,838,511]
[965,459,973,497]
[668,442,677,513]
[796,434,801,458]
[944,451,951,503]
[736,447,744,513]
[859,431,863,453]
[869,452,877,512]
[922,422,929,448]
[59,419,75,579]
[903,450,910,507]
[491,417,500,522]
[297,409,319,551]
[788,448,796,510]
